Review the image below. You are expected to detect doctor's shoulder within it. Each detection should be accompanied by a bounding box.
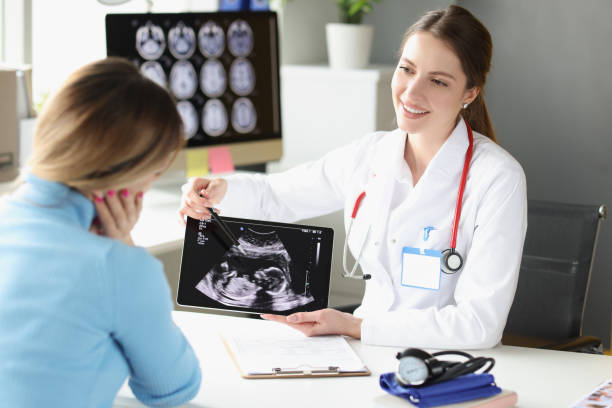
[470,131,526,187]
[345,129,404,167]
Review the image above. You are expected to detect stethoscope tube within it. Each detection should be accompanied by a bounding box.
[342,124,475,280]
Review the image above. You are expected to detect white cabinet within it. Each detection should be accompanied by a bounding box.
[268,64,397,307]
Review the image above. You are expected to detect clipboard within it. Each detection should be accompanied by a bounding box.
[221,334,371,379]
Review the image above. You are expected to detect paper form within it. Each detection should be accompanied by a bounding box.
[225,334,368,375]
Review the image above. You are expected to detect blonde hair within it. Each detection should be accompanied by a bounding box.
[28,57,185,191]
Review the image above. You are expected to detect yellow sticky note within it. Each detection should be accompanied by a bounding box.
[186,148,209,178]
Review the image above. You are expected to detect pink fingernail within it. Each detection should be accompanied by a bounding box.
[121,189,129,197]
[137,191,143,198]
[107,189,115,197]
[94,195,104,203]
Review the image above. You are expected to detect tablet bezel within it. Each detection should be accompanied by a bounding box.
[177,216,334,316]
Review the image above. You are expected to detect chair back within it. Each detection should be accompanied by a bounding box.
[504,200,607,340]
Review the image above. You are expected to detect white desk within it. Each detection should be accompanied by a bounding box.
[114,311,612,408]
[131,179,186,256]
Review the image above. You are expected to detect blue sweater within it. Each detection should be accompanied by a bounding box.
[0,173,201,407]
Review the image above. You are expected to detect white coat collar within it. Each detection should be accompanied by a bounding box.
[423,117,471,180]
[364,118,471,240]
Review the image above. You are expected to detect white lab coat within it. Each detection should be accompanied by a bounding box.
[219,118,527,349]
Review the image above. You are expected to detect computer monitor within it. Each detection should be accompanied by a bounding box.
[105,11,282,171]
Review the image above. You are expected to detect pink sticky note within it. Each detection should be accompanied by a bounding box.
[208,146,235,174]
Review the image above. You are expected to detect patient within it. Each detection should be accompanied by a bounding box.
[0,58,201,407]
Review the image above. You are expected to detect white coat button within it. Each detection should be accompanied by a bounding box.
[374,241,380,246]
[391,239,397,244]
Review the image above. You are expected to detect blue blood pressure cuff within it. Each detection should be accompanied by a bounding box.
[379,372,501,408]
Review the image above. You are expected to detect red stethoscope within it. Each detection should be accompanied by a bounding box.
[342,124,475,280]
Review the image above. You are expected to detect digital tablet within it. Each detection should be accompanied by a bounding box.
[177,216,334,315]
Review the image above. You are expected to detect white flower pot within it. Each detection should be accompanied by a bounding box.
[326,23,374,70]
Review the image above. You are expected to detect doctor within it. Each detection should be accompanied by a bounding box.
[179,5,527,349]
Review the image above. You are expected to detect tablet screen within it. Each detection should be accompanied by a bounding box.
[178,216,333,315]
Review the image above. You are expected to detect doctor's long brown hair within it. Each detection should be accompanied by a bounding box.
[400,5,497,143]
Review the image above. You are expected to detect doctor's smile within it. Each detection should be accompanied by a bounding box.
[401,102,429,118]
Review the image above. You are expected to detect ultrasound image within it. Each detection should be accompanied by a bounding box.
[195,228,314,311]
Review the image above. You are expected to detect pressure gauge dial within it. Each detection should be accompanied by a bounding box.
[176,101,199,139]
[200,59,227,98]
[202,99,228,137]
[227,20,254,57]
[169,60,198,100]
[136,21,166,60]
[396,356,429,386]
[140,61,167,89]
[168,21,196,59]
[229,58,255,96]
[198,21,225,58]
[231,97,257,134]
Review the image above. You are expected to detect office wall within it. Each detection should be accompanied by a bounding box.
[278,0,452,65]
[458,0,612,347]
[364,0,453,64]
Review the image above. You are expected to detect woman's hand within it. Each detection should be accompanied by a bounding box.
[261,309,363,339]
[90,189,143,246]
[178,177,228,225]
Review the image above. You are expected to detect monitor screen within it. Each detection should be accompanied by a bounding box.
[178,216,333,315]
[105,12,281,162]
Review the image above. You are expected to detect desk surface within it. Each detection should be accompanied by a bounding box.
[114,311,612,408]
[131,181,185,255]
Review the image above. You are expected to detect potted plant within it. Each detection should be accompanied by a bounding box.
[326,0,381,69]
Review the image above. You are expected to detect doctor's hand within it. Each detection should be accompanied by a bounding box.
[90,189,143,246]
[178,177,228,225]
[261,309,363,339]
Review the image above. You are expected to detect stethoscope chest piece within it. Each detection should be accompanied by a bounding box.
[441,248,463,274]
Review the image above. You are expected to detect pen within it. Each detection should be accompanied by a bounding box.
[207,207,247,256]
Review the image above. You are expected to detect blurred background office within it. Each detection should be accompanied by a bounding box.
[0,0,610,348]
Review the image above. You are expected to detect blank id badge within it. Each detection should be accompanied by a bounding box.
[401,247,442,290]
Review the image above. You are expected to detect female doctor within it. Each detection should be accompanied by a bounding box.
[179,5,527,349]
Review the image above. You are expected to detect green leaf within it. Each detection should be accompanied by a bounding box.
[348,0,367,16]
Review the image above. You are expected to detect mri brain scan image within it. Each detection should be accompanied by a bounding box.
[229,58,255,96]
[227,20,254,57]
[136,21,166,60]
[195,228,314,311]
[169,60,198,100]
[232,98,257,134]
[198,21,225,58]
[108,12,281,144]
[140,61,167,89]
[202,99,228,137]
[200,59,227,98]
[168,21,196,59]
[177,101,199,139]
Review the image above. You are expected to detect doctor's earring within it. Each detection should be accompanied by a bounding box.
[462,102,469,109]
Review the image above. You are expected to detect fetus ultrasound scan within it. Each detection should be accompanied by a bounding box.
[178,217,333,315]
[105,11,280,148]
